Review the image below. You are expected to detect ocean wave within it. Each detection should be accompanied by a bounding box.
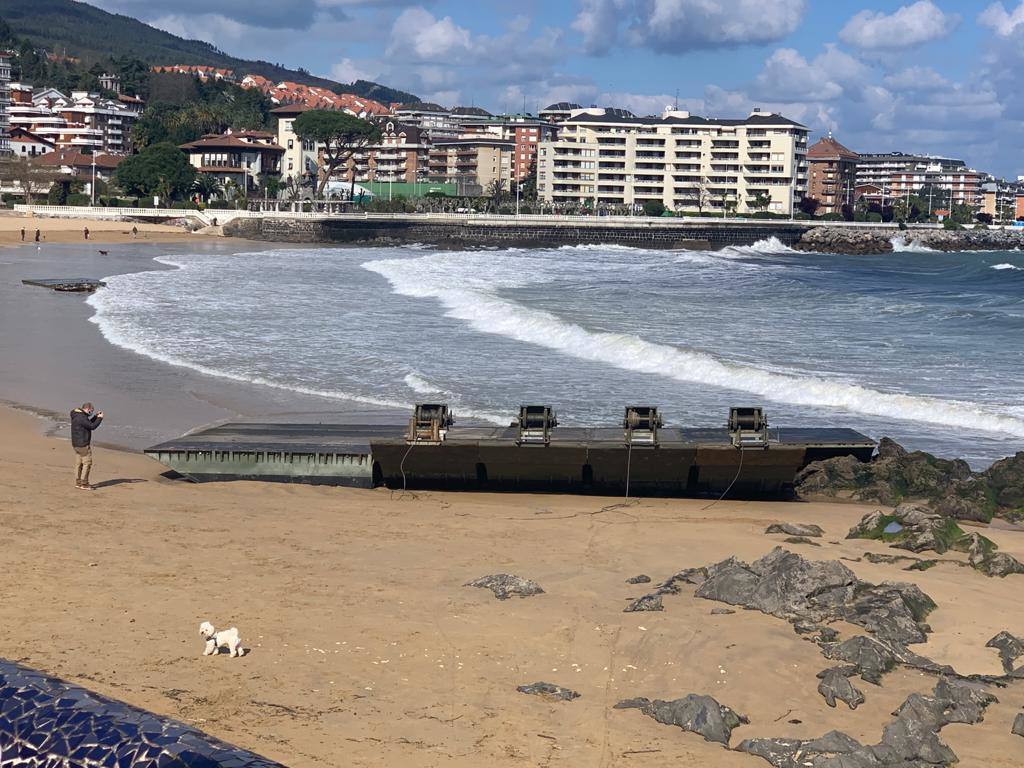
[363,253,1024,438]
[992,263,1022,271]
[719,236,795,257]
[891,237,938,253]
[404,372,442,394]
[84,260,509,423]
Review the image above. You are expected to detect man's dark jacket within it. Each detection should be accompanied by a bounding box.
[70,409,102,448]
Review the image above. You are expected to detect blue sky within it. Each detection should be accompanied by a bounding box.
[90,0,1024,177]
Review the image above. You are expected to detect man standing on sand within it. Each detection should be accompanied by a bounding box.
[70,403,103,490]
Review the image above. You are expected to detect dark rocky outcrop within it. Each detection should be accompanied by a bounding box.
[465,574,544,600]
[795,438,986,517]
[692,548,935,647]
[821,635,953,685]
[797,438,1024,524]
[783,535,820,546]
[615,694,748,745]
[794,227,894,255]
[626,574,651,584]
[1013,713,1024,737]
[795,226,1024,256]
[985,631,1024,674]
[816,667,865,710]
[765,522,824,538]
[623,593,663,612]
[516,682,579,701]
[847,505,1024,578]
[737,677,997,767]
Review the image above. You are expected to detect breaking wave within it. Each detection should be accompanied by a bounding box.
[404,372,442,394]
[992,263,1022,271]
[891,237,938,253]
[363,251,1024,438]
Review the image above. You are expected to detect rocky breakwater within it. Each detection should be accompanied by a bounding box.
[795,225,1024,254]
[796,437,1024,523]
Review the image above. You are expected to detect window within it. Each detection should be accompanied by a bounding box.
[287,139,293,149]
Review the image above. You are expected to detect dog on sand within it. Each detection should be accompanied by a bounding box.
[199,620,245,657]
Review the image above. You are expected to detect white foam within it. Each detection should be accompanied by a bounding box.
[363,252,1024,438]
[891,237,938,253]
[404,372,442,394]
[992,263,1022,271]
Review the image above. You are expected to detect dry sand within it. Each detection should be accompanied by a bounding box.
[0,211,208,246]
[2,404,1023,766]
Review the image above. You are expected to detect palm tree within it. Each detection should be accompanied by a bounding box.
[192,173,223,204]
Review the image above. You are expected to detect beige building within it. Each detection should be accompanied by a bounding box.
[537,107,809,214]
[428,139,514,196]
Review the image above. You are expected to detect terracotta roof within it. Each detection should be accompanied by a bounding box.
[34,149,122,169]
[808,135,859,161]
[270,104,311,115]
[180,135,285,152]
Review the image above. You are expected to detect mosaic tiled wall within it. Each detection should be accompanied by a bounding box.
[0,659,286,767]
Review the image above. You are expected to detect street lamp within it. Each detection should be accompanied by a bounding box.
[91,156,97,206]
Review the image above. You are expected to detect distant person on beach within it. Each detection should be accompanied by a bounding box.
[84,227,90,240]
[132,226,138,238]
[34,229,40,242]
[70,403,103,490]
[20,227,25,241]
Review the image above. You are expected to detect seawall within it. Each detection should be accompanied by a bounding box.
[225,215,812,250]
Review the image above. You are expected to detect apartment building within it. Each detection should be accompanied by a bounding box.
[855,153,983,209]
[8,84,140,154]
[344,120,430,184]
[807,133,858,214]
[537,107,808,214]
[8,127,55,157]
[980,178,1023,220]
[180,130,284,193]
[273,104,321,186]
[0,51,11,156]
[428,138,514,196]
[539,102,581,123]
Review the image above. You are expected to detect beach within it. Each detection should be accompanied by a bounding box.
[2,404,1024,766]
[2,221,1024,765]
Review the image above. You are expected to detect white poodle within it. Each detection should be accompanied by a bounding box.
[199,620,245,657]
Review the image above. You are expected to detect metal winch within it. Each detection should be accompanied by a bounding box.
[728,407,769,449]
[407,403,455,444]
[517,405,558,445]
[623,406,663,446]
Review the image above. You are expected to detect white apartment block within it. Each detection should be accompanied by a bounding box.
[0,52,11,156]
[537,107,809,214]
[8,84,140,154]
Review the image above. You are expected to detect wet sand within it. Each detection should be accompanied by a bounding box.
[2,405,1024,766]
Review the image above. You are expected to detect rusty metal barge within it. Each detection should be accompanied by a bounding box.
[145,405,875,498]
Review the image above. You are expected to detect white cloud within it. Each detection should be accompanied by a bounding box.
[572,0,806,55]
[330,58,379,84]
[978,1,1024,35]
[883,66,950,91]
[839,1,958,50]
[387,7,473,60]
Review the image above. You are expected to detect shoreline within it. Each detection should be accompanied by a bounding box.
[0,234,404,452]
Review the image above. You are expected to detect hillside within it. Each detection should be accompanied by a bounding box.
[1,0,418,104]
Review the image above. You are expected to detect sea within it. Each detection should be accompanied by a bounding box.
[86,237,1024,468]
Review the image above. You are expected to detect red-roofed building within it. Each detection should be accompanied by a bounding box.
[807,133,859,214]
[180,130,284,193]
[152,65,236,82]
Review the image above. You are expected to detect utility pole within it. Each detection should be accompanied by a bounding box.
[91,157,96,206]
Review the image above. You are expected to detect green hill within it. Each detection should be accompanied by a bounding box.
[0,0,418,104]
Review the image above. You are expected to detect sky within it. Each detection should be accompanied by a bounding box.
[88,0,1024,177]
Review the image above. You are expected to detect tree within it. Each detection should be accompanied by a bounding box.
[798,196,820,216]
[259,173,283,200]
[114,142,195,202]
[0,156,62,204]
[292,110,379,197]
[192,172,223,203]
[642,199,666,217]
[748,192,771,213]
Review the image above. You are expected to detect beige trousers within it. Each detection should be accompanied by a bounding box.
[74,445,93,485]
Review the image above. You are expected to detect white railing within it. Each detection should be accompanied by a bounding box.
[13,204,951,230]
